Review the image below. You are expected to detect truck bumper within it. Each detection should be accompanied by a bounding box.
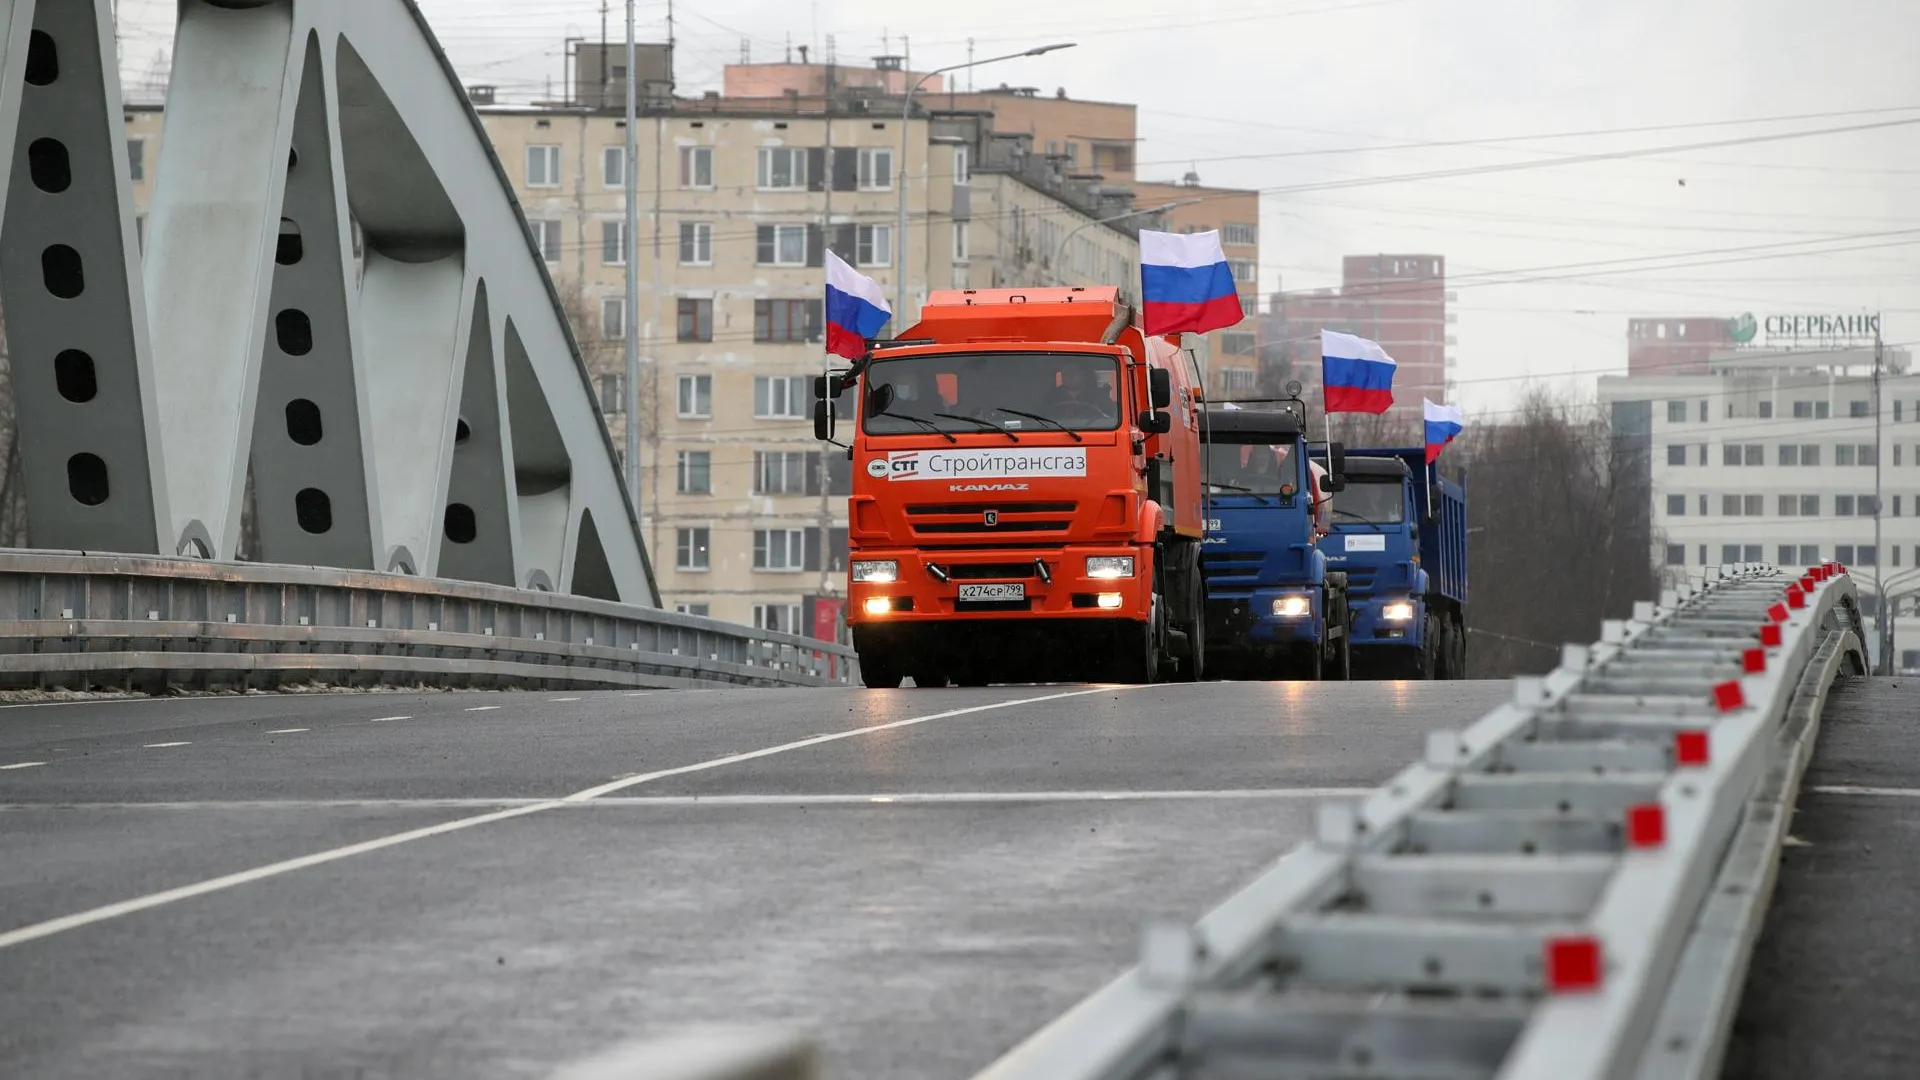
[1204,588,1323,650]
[1350,596,1423,648]
[846,546,1150,627]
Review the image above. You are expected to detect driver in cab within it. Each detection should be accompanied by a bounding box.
[1043,365,1116,424]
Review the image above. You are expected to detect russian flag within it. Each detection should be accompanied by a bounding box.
[1139,230,1243,338]
[1423,398,1464,463]
[824,250,892,360]
[1321,329,1396,415]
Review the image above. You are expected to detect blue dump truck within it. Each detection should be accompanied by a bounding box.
[1310,446,1469,679]
[1198,402,1352,680]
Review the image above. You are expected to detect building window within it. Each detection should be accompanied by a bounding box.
[753,450,811,495]
[127,138,145,181]
[1798,544,1819,564]
[1721,544,1742,564]
[1221,332,1256,356]
[1858,545,1879,566]
[1698,545,1708,565]
[679,222,713,265]
[679,146,714,188]
[1666,445,1687,466]
[756,147,808,190]
[1801,494,1820,515]
[1220,368,1258,392]
[675,527,711,570]
[754,299,817,343]
[1758,400,1773,419]
[1898,495,1905,517]
[1777,494,1797,516]
[1698,494,1708,515]
[856,146,892,190]
[600,297,625,340]
[1698,444,1709,465]
[599,374,623,414]
[1722,444,1742,466]
[1800,444,1821,466]
[677,298,713,342]
[953,222,970,263]
[603,146,627,187]
[753,529,806,571]
[1836,544,1855,564]
[676,450,711,495]
[675,603,711,617]
[677,374,712,418]
[1779,544,1799,565]
[1699,400,1708,422]
[1223,222,1258,246]
[856,224,893,268]
[953,146,970,186]
[1227,259,1257,285]
[1666,544,1687,565]
[1721,494,1742,516]
[1666,494,1686,516]
[756,224,809,266]
[526,145,561,188]
[753,603,803,633]
[1898,445,1905,467]
[1778,444,1799,467]
[1850,400,1871,418]
[1241,296,1259,316]
[754,375,807,419]
[1859,444,1879,466]
[1666,401,1686,423]
[601,220,627,265]
[1744,494,1763,515]
[1744,444,1763,466]
[1836,495,1856,516]
[528,219,561,263]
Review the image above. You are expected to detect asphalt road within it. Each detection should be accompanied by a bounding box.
[0,680,1508,1080]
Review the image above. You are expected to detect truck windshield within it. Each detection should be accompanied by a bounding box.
[862,352,1121,434]
[1333,479,1406,524]
[1207,443,1303,498]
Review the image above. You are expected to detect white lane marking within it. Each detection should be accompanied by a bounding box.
[623,692,654,697]
[1810,784,1920,798]
[563,686,1145,802]
[0,803,556,951]
[0,788,1364,811]
[551,697,582,703]
[0,685,1145,949]
[143,742,190,749]
[368,715,410,723]
[265,728,309,735]
[1,762,47,771]
[465,706,501,712]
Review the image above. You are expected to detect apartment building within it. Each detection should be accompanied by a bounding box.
[114,60,1158,636]
[1261,254,1454,427]
[1600,340,1920,672]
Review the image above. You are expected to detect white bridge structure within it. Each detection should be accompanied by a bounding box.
[0,0,853,691]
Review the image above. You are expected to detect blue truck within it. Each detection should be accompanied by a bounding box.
[1198,403,1353,680]
[1310,446,1469,679]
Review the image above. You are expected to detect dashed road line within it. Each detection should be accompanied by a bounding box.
[1811,784,1920,798]
[0,684,1150,950]
[465,706,502,713]
[1,762,46,771]
[143,742,190,749]
[265,728,309,735]
[368,715,410,723]
[551,697,582,703]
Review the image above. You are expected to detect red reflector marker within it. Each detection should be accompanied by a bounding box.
[1801,575,1816,592]
[1546,936,1603,992]
[1760,623,1783,648]
[1627,803,1666,848]
[1743,648,1766,673]
[1768,603,1789,623]
[1787,589,1806,610]
[1675,730,1710,765]
[1713,680,1746,711]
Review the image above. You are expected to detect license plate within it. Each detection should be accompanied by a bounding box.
[958,582,1025,602]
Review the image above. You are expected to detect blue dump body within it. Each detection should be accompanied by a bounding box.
[1311,446,1469,679]
[1199,407,1351,679]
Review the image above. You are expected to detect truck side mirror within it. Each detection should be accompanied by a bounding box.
[865,382,894,418]
[812,374,829,401]
[813,399,835,441]
[1148,368,1172,409]
[1137,410,1172,435]
[1325,440,1348,492]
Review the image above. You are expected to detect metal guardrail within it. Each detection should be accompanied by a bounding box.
[0,551,857,693]
[972,561,1864,1080]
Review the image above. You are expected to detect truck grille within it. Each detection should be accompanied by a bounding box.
[1201,552,1265,595]
[906,501,1077,537]
[1343,567,1378,595]
[945,562,1044,580]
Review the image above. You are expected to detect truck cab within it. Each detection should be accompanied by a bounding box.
[1314,448,1469,679]
[814,286,1209,688]
[1198,401,1352,680]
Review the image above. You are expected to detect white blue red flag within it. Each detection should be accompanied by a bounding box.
[1139,230,1243,338]
[1423,398,1464,463]
[824,251,891,360]
[1320,329,1396,415]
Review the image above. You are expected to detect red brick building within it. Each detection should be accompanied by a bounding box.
[1258,254,1450,428]
[1625,316,1736,376]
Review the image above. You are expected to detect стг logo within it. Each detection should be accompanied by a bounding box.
[865,458,890,478]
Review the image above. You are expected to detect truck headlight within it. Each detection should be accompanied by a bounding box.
[1381,601,1415,621]
[1086,556,1135,579]
[1273,595,1311,618]
[851,560,898,584]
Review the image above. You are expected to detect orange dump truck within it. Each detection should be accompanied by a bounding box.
[811,286,1208,688]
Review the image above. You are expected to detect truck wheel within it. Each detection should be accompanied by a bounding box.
[911,669,949,688]
[1109,595,1163,684]
[1417,615,1439,679]
[1452,616,1469,678]
[1335,630,1351,681]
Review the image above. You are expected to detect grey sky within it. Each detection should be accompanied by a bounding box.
[113,0,1920,418]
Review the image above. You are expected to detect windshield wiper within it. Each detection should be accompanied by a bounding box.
[935,412,1020,442]
[874,410,957,443]
[1207,481,1272,505]
[991,407,1084,442]
[1334,507,1386,530]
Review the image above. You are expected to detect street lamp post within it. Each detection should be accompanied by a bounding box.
[893,42,1075,325]
[1049,197,1207,285]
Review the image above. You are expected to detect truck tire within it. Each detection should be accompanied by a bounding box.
[1108,594,1164,685]
[1417,615,1439,679]
[911,669,950,688]
[1452,616,1469,678]
[1335,628,1351,680]
[860,655,904,689]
